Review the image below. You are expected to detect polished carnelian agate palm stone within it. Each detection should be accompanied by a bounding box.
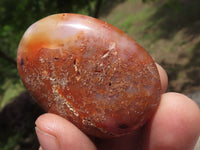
[17,13,161,138]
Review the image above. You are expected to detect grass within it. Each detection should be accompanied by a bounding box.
[102,0,156,35]
[187,45,195,53]
[0,80,25,110]
[0,133,22,150]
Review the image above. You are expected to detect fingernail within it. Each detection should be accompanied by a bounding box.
[35,127,60,150]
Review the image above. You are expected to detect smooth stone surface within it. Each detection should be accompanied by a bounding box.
[17,13,161,138]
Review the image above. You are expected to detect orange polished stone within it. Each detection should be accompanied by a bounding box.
[17,13,161,138]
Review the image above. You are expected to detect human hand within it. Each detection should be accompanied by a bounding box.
[35,64,200,150]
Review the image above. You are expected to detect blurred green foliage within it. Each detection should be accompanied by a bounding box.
[0,133,22,150]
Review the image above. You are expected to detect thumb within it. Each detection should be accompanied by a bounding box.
[35,113,97,150]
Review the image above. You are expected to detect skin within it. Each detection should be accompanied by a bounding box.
[35,63,200,150]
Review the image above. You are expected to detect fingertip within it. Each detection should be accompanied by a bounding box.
[35,126,60,150]
[155,63,168,93]
[146,92,200,150]
[39,146,43,150]
[35,113,97,150]
[35,113,55,133]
